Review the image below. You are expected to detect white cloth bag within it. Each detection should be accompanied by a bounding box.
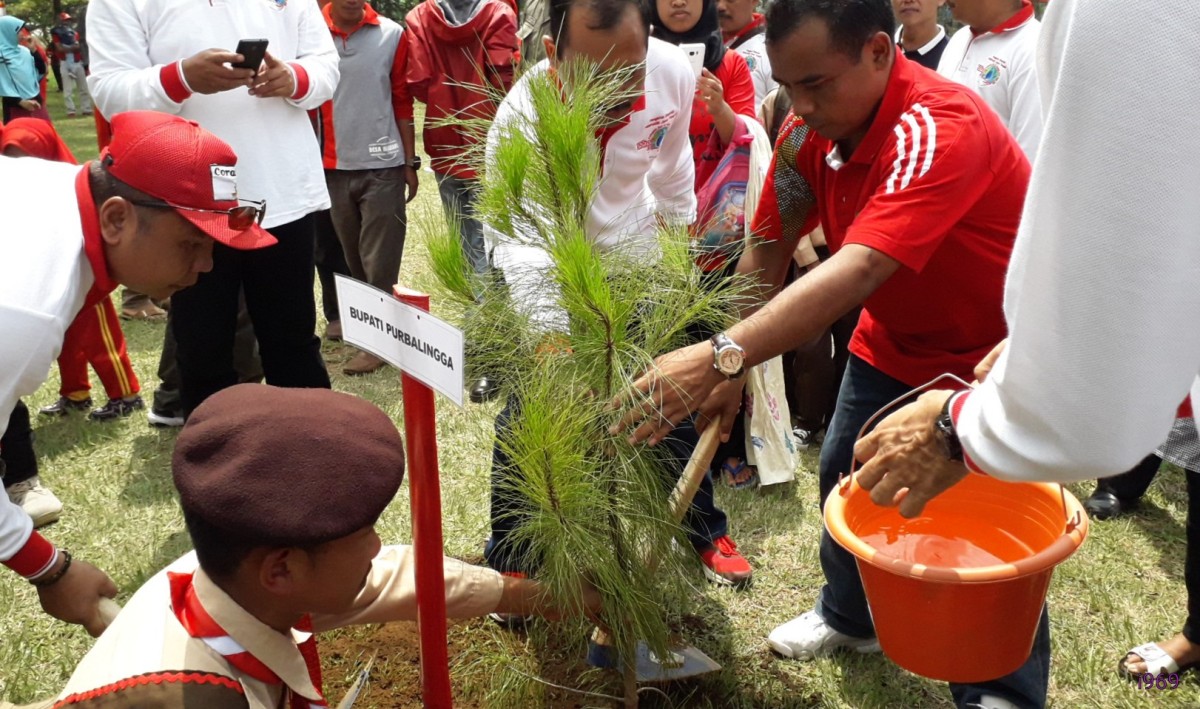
[740,118,798,486]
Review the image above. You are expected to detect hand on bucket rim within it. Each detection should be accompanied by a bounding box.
[854,389,970,518]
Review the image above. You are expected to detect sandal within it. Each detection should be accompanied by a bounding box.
[720,459,758,489]
[1119,641,1198,679]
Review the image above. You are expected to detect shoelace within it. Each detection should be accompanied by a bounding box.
[714,536,739,556]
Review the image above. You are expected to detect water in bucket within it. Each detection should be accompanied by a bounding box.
[859,513,1036,567]
[825,474,1088,683]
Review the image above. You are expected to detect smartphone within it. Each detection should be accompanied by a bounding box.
[232,38,269,70]
[680,43,705,79]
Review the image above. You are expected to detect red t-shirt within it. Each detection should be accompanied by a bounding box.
[752,54,1030,386]
[690,48,757,185]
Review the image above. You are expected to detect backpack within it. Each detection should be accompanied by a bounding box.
[691,115,772,270]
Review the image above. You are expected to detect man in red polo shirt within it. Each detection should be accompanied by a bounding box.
[616,0,1041,705]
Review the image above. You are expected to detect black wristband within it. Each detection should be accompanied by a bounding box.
[31,550,72,588]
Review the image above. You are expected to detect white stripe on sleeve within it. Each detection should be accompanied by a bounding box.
[914,103,937,178]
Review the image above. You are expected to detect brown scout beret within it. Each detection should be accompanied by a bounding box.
[172,384,405,546]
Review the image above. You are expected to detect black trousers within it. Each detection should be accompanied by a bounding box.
[312,208,349,323]
[153,293,263,417]
[171,214,330,415]
[1,401,38,486]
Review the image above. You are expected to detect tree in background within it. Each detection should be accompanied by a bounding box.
[6,0,68,34]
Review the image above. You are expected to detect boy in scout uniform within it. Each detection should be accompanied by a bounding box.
[37,385,595,708]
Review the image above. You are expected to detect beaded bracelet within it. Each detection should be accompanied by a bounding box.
[31,550,72,588]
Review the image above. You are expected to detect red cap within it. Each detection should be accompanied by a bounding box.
[59,12,72,20]
[100,111,275,250]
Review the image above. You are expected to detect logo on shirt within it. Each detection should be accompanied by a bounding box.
[635,111,677,152]
[744,56,758,71]
[638,126,669,152]
[977,56,1007,86]
[368,137,401,161]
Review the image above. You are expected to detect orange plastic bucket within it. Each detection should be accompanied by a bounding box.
[825,471,1088,683]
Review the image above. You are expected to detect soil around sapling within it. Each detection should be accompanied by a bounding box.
[320,618,628,708]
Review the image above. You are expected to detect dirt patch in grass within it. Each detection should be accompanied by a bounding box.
[320,620,635,708]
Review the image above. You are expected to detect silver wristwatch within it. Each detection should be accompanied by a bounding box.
[709,332,746,379]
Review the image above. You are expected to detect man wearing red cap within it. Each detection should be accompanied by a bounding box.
[0,110,276,640]
[50,12,91,117]
[39,384,597,708]
[86,0,340,417]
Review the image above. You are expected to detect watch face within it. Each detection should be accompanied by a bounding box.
[717,348,744,374]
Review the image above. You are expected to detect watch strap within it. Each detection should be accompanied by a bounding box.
[935,393,964,462]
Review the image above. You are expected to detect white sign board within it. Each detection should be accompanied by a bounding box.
[335,275,465,407]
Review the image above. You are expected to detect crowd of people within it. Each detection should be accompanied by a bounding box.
[0,0,1196,706]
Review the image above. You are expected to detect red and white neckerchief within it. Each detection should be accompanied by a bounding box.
[168,572,328,709]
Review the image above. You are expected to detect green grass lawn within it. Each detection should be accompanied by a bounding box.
[0,90,1194,708]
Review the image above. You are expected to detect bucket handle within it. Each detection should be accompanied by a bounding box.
[839,372,1076,528]
[840,372,973,494]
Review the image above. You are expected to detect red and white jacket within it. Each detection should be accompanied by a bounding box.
[485,39,697,330]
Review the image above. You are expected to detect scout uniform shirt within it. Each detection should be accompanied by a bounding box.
[752,53,1031,387]
[50,548,503,708]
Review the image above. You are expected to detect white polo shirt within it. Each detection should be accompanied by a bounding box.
[0,156,96,574]
[486,38,696,330]
[725,20,777,113]
[937,1,1042,160]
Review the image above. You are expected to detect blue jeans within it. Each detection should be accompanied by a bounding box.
[485,396,729,573]
[434,171,490,276]
[817,355,1051,708]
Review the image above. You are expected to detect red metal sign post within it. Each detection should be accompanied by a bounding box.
[393,287,453,708]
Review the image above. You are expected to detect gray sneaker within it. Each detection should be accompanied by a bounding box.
[6,476,63,528]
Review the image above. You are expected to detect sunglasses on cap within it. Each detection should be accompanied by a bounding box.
[129,198,268,231]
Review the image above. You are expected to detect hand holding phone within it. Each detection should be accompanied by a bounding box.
[232,38,269,71]
[180,48,257,95]
[680,43,705,79]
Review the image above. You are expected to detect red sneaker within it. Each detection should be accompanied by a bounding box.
[699,535,753,588]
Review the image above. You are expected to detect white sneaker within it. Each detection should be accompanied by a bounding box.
[966,696,1021,709]
[767,610,881,660]
[147,408,185,428]
[6,476,63,528]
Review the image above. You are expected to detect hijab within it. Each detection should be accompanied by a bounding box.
[650,0,726,73]
[0,17,38,100]
[0,118,76,163]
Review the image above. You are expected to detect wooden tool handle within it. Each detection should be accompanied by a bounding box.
[97,597,122,629]
[666,414,723,523]
[591,414,723,649]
